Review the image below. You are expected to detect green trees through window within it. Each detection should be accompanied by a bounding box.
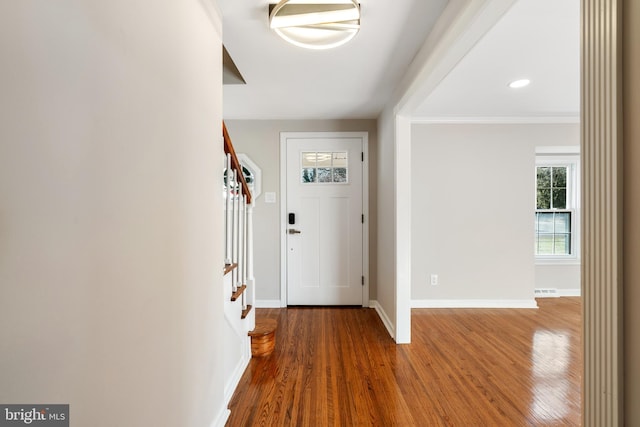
[536,166,567,209]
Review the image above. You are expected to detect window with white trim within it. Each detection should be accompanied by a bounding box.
[535,153,579,259]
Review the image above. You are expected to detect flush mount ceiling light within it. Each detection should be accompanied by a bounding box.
[269,0,360,50]
[508,79,531,89]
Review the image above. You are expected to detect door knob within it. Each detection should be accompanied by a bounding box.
[288,229,301,234]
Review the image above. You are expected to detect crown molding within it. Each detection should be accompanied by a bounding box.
[411,115,580,124]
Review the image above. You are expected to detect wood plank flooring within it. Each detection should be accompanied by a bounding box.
[226,298,581,426]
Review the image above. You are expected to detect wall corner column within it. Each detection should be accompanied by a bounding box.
[395,114,412,344]
[581,0,624,425]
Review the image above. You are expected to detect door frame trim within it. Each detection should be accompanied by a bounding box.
[279,132,369,307]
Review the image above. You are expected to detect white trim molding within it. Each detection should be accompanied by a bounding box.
[279,136,288,307]
[534,288,582,298]
[558,289,581,297]
[237,153,262,203]
[209,409,230,427]
[255,299,283,308]
[411,115,580,125]
[223,341,251,407]
[369,300,395,339]
[411,299,538,309]
[535,145,581,155]
[535,258,581,266]
[534,153,581,261]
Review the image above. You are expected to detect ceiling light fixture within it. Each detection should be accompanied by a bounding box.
[508,79,531,89]
[269,0,361,50]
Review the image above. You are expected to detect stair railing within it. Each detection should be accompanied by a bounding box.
[223,122,253,315]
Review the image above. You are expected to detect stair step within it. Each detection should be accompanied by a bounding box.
[231,285,246,301]
[248,318,277,357]
[224,263,238,275]
[241,304,252,320]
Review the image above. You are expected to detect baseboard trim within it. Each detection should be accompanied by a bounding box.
[224,342,251,406]
[534,288,582,298]
[369,300,395,339]
[255,299,283,308]
[411,299,539,309]
[535,288,560,297]
[209,408,230,427]
[557,289,581,297]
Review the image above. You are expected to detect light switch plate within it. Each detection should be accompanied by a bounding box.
[265,192,276,203]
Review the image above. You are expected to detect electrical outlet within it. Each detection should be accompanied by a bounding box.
[430,274,438,286]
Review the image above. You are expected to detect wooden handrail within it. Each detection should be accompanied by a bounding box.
[223,121,252,204]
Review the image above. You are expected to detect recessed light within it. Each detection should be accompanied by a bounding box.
[509,79,531,89]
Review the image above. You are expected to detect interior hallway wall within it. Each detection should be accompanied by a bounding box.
[411,123,579,305]
[0,1,227,425]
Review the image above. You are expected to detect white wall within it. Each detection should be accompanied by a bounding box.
[535,264,580,294]
[0,2,227,426]
[373,110,398,335]
[223,119,378,306]
[411,123,579,306]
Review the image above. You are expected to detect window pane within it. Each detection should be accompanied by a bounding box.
[302,168,316,183]
[317,167,332,182]
[332,152,348,168]
[536,235,554,255]
[242,166,254,185]
[537,213,554,233]
[537,167,551,189]
[535,163,575,256]
[554,212,571,233]
[333,167,347,183]
[317,152,332,167]
[552,167,567,188]
[302,152,317,168]
[552,189,567,209]
[537,189,551,209]
[554,234,571,254]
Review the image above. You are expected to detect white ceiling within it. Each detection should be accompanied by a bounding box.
[218,0,448,119]
[219,0,580,121]
[414,0,580,121]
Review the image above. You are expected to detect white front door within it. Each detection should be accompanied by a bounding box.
[284,134,365,305]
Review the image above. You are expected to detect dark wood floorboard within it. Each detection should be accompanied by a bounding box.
[226,298,581,426]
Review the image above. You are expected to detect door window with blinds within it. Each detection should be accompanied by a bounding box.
[535,156,579,258]
[301,152,348,184]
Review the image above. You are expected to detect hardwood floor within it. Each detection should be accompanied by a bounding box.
[226,298,581,426]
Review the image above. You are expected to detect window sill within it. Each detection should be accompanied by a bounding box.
[535,257,581,266]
